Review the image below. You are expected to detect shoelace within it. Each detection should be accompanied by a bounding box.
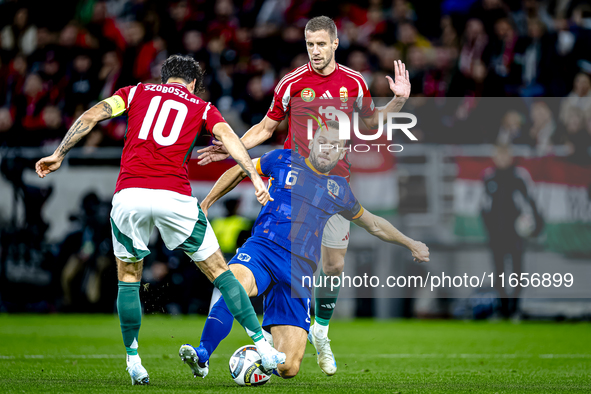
[315,336,333,355]
[128,363,145,376]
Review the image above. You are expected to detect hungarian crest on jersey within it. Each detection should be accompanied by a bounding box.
[339,86,348,102]
[301,88,315,102]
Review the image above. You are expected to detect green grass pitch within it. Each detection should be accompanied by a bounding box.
[0,315,590,393]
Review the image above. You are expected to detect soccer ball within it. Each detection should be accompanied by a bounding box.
[229,345,271,386]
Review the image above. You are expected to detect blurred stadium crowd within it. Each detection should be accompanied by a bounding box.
[1,0,591,315]
[0,0,590,152]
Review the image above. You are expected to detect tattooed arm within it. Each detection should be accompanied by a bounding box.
[35,101,114,178]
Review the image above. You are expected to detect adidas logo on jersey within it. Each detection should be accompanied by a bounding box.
[321,303,336,309]
[320,89,348,109]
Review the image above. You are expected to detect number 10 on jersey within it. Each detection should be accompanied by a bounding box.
[139,96,188,146]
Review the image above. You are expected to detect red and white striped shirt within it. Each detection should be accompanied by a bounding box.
[268,62,376,179]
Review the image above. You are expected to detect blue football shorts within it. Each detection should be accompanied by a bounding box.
[228,236,314,332]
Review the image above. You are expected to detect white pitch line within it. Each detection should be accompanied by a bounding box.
[372,354,522,359]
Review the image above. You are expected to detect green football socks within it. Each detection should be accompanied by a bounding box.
[117,281,142,356]
[315,268,340,326]
[213,270,264,342]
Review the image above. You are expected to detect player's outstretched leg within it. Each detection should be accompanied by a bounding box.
[195,250,286,370]
[116,258,149,385]
[179,290,234,378]
[179,344,210,378]
[201,289,234,356]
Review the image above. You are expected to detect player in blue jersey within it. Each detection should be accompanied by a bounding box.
[178,120,429,379]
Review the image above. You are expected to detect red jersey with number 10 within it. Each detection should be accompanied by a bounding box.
[112,82,225,196]
[267,62,376,180]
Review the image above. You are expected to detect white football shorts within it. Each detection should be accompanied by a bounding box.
[110,188,219,263]
[321,213,351,249]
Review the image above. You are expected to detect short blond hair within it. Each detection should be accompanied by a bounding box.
[305,16,337,41]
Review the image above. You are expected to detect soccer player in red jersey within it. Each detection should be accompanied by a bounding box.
[35,55,285,385]
[197,16,412,376]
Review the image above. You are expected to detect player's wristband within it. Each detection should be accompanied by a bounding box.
[102,95,126,118]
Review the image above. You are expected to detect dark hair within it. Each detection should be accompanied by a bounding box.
[160,55,205,94]
[305,16,337,41]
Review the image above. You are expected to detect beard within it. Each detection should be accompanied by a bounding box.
[309,151,338,174]
[311,51,333,71]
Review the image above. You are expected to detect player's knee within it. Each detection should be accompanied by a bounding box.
[323,254,345,276]
[196,249,228,282]
[277,361,300,379]
[116,258,143,282]
[323,264,344,276]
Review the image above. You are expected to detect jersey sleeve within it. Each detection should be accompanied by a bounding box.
[102,85,135,118]
[266,92,287,122]
[102,95,126,118]
[339,184,364,221]
[202,103,226,135]
[112,85,135,108]
[257,149,287,177]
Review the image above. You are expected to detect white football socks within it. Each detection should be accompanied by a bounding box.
[255,337,273,355]
[126,354,141,366]
[262,329,274,347]
[314,323,329,338]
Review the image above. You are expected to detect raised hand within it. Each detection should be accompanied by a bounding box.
[385,60,411,99]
